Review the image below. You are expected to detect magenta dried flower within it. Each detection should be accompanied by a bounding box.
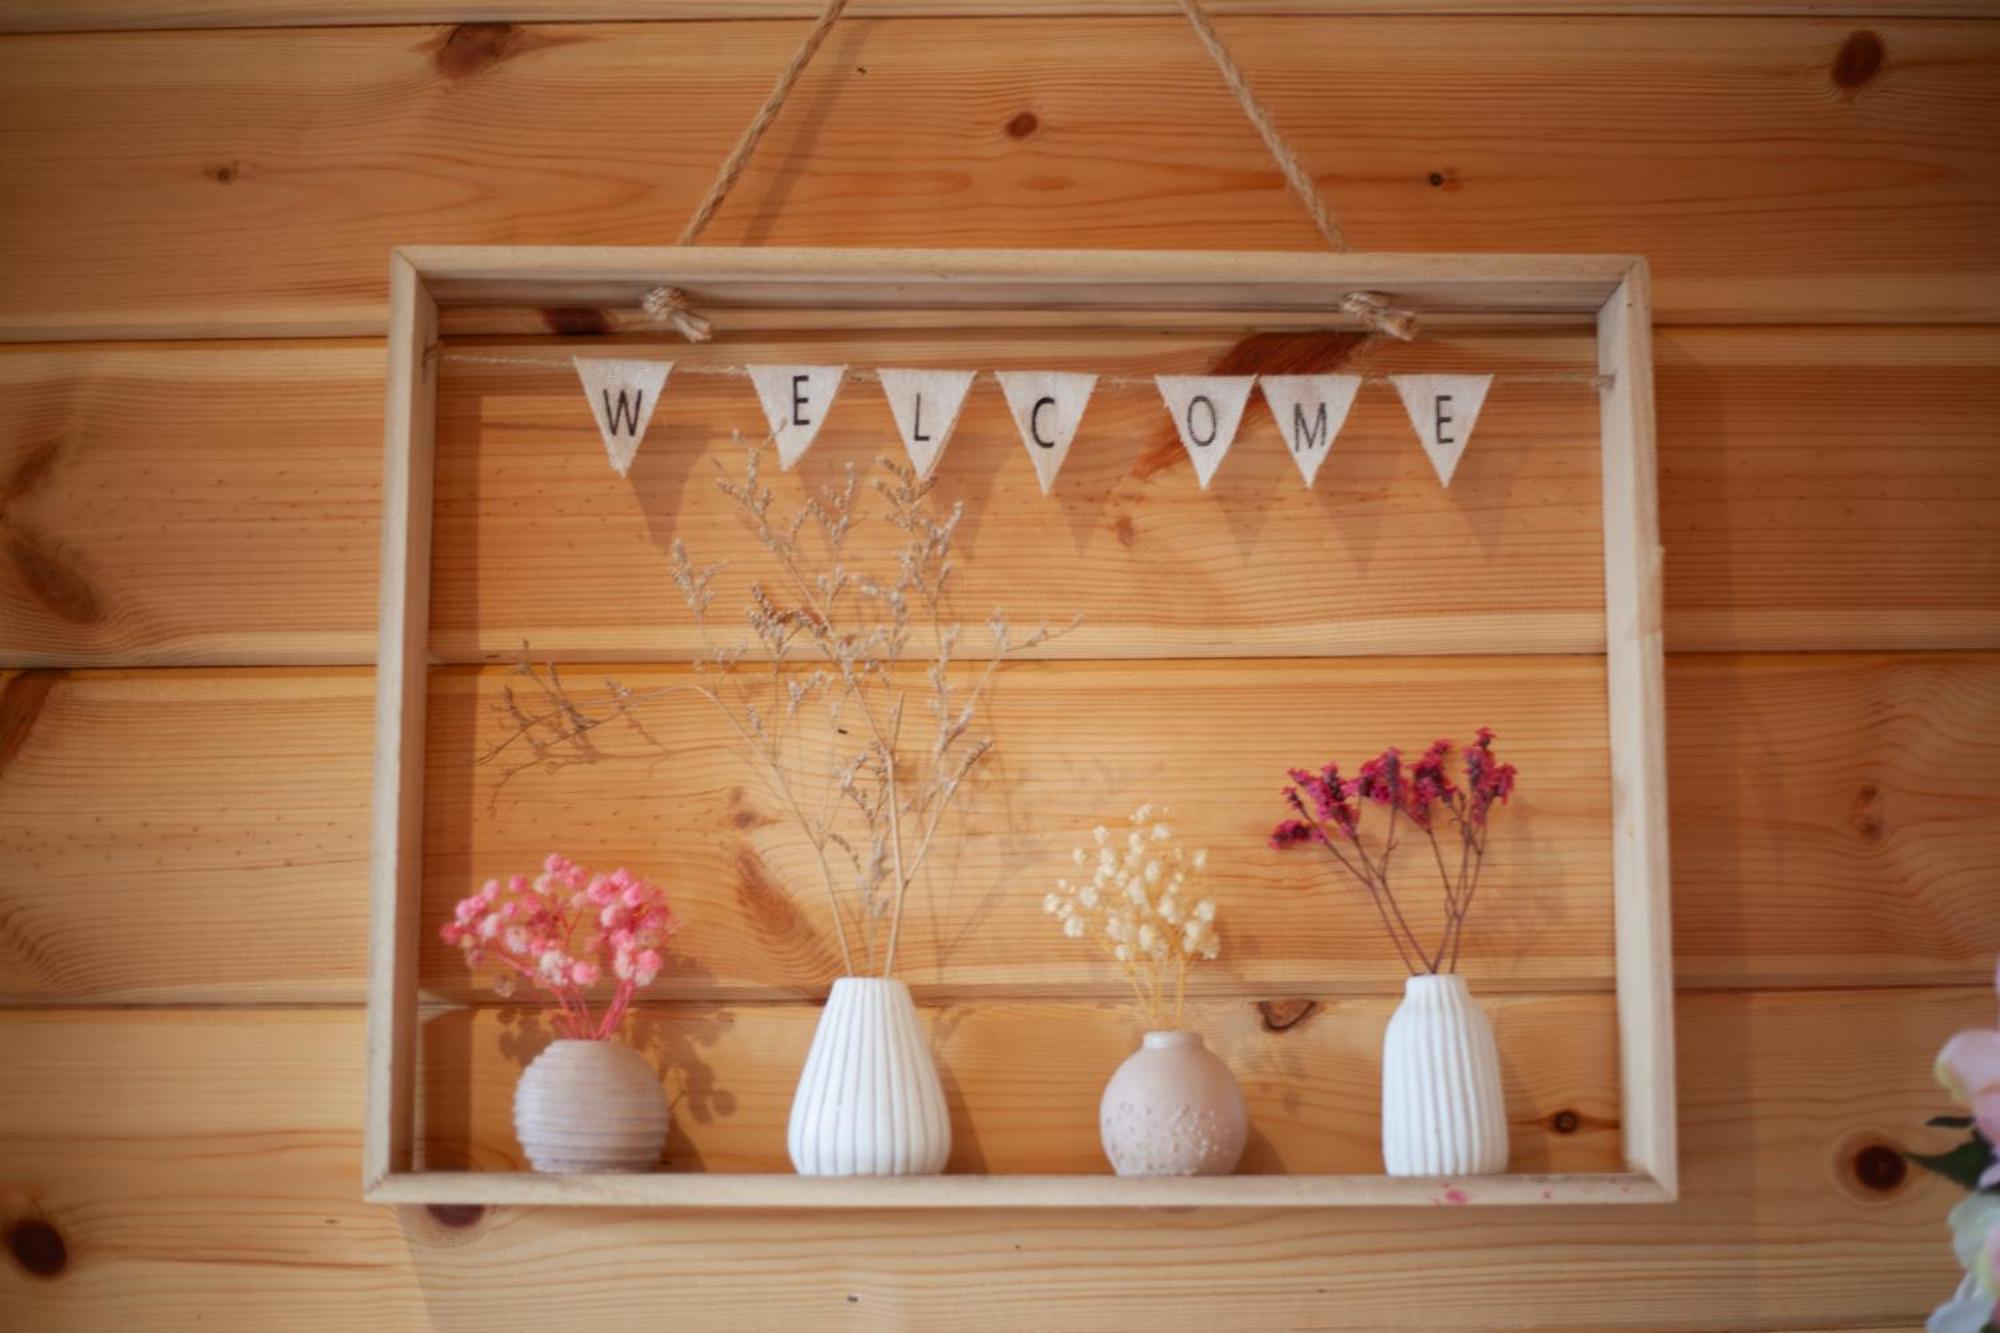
[1270,730,1519,976]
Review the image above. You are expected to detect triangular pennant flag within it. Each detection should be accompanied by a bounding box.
[747,365,847,470]
[1155,375,1256,489]
[877,368,977,482]
[574,357,671,477]
[995,371,1097,496]
[1391,374,1493,488]
[1259,374,1363,488]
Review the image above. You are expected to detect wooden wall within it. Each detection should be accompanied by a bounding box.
[2,4,1997,1328]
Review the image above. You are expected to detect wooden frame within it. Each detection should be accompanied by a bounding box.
[365,246,1672,1208]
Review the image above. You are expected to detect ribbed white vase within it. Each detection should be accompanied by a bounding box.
[1381,973,1509,1176]
[787,977,951,1176]
[512,1039,669,1173]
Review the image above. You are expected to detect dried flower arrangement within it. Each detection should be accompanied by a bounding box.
[1913,959,2000,1333]
[441,854,681,1040]
[668,437,1073,978]
[476,438,1071,981]
[1043,804,1220,1030]
[1270,729,1518,976]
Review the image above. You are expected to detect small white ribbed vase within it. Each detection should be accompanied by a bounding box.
[1099,1030,1248,1176]
[1381,973,1509,1176]
[513,1039,669,1173]
[787,977,951,1176]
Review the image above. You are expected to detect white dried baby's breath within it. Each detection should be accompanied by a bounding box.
[1040,801,1222,1029]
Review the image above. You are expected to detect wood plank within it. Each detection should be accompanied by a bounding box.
[417,657,1619,1000]
[4,2,1990,36]
[369,1168,1671,1207]
[429,327,1609,662]
[7,325,1994,669]
[2,653,1994,1004]
[0,340,386,667]
[365,253,438,1187]
[1656,325,2000,652]
[0,987,1983,1329]
[416,994,1625,1176]
[0,668,377,1003]
[406,245,1633,318]
[0,19,1995,337]
[1597,262,1675,1192]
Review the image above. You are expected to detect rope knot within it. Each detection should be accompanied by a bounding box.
[1340,291,1418,342]
[643,286,714,343]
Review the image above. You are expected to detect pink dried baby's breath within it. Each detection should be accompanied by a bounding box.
[441,854,680,1040]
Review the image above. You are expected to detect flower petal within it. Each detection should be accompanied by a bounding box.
[1937,1030,2000,1105]
[1926,1283,1996,1333]
[1948,1193,2000,1278]
[1978,1088,2000,1146]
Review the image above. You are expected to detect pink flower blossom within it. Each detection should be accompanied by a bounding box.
[440,855,680,1040]
[1936,962,2000,1143]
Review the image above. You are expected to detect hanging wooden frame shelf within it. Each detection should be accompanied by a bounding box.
[364,243,1672,1210]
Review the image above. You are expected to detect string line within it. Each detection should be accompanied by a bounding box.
[439,350,1610,389]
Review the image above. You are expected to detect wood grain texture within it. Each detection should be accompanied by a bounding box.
[4,2,1990,35]
[0,18,1995,337]
[4,326,1995,667]
[416,994,1624,1175]
[2,653,1994,1004]
[420,657,1618,999]
[0,986,1983,1329]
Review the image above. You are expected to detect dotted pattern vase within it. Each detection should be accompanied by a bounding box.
[1098,1030,1248,1176]
[1381,973,1510,1175]
[512,1039,669,1173]
[787,977,951,1176]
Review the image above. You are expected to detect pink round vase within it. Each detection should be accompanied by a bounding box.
[1098,1030,1247,1176]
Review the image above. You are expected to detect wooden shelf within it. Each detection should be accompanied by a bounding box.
[367,1170,1674,1209]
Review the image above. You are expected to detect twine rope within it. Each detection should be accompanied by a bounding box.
[440,350,1609,389]
[646,0,1416,343]
[1173,0,1344,253]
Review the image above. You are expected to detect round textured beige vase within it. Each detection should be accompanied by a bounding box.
[1098,1030,1248,1176]
[512,1039,670,1173]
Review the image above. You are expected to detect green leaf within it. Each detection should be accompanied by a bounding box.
[1930,1114,1978,1129]
[1907,1137,1997,1190]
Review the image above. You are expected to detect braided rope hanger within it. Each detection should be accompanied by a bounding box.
[650,0,1414,343]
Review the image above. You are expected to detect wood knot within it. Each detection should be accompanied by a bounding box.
[1257,999,1317,1032]
[1005,111,1039,139]
[1831,30,1885,92]
[207,161,241,184]
[7,1217,67,1278]
[425,1203,486,1228]
[1848,782,1884,843]
[540,307,611,337]
[0,669,64,779]
[1848,1141,1907,1193]
[6,533,104,625]
[433,22,523,81]
[1550,1109,1580,1135]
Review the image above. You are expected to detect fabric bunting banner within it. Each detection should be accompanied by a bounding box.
[1390,374,1493,488]
[995,371,1097,496]
[748,364,847,470]
[1155,375,1257,490]
[1259,374,1363,489]
[878,368,977,482]
[574,357,672,477]
[565,360,1506,491]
